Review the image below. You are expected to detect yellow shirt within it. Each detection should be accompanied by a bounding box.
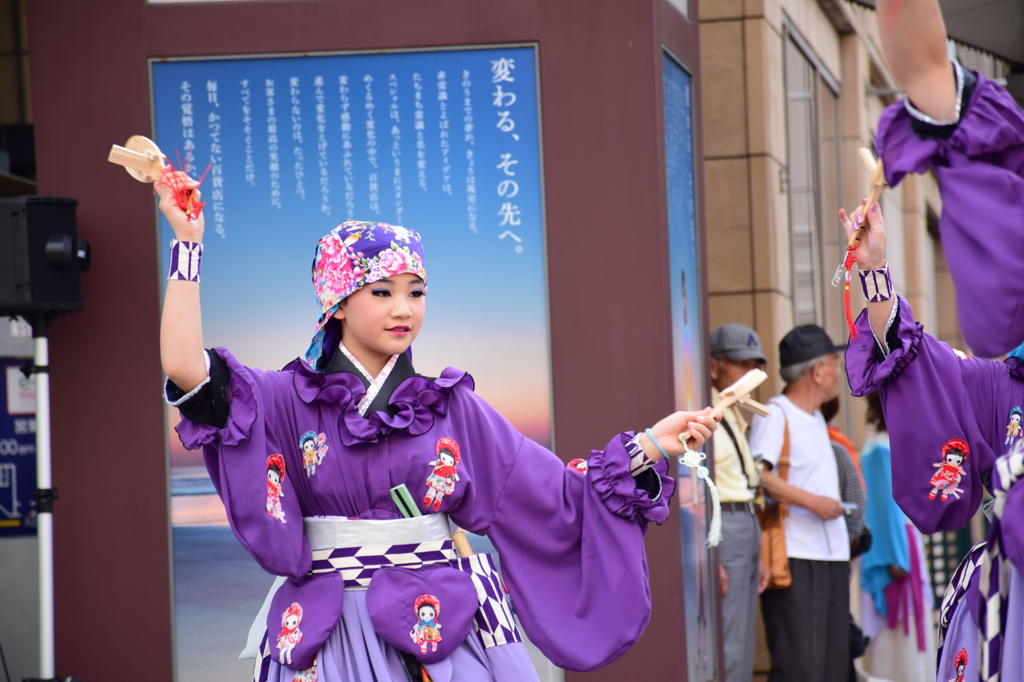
[711,387,759,503]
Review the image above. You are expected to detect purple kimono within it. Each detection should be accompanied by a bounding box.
[851,67,1024,678]
[846,296,1024,680]
[170,346,672,682]
[876,66,1024,358]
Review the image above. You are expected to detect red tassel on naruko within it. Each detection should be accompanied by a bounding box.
[155,150,212,221]
[843,247,859,341]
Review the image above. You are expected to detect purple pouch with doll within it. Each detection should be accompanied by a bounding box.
[366,564,477,664]
[267,573,344,670]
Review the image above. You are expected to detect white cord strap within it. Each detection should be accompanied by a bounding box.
[677,443,722,547]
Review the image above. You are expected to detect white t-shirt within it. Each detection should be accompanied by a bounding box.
[748,395,850,562]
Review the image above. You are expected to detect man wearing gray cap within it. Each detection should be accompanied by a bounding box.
[708,323,770,682]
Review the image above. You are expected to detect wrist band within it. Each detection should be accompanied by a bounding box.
[168,239,203,282]
[859,261,893,302]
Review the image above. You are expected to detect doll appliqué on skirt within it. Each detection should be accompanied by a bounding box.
[423,437,460,511]
[949,647,967,682]
[277,602,304,665]
[300,431,329,478]
[1006,407,1022,447]
[410,594,443,654]
[292,654,318,682]
[266,454,288,523]
[929,439,969,502]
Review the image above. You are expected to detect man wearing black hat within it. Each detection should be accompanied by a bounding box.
[708,324,771,682]
[748,325,850,682]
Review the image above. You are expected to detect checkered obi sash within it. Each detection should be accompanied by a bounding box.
[306,514,458,589]
[303,514,523,648]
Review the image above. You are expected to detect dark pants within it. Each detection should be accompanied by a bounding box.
[760,558,849,682]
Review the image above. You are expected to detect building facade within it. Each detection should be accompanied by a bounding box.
[698,0,1011,675]
[700,0,1011,437]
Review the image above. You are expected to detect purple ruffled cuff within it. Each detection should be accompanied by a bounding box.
[846,297,923,397]
[174,348,260,450]
[588,432,675,525]
[877,75,1024,358]
[878,75,1024,187]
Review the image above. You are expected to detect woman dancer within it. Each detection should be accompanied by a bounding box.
[846,1,1024,678]
[844,200,1023,681]
[157,177,717,682]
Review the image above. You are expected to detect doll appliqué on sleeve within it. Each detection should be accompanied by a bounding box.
[1006,407,1022,447]
[300,431,329,478]
[266,454,288,523]
[423,437,460,512]
[567,459,589,475]
[410,594,443,654]
[949,647,967,682]
[277,602,304,665]
[929,439,969,502]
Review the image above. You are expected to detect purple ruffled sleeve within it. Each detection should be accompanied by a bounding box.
[845,297,923,396]
[588,432,673,524]
[443,389,672,671]
[175,348,313,580]
[876,74,1024,358]
[846,298,1019,535]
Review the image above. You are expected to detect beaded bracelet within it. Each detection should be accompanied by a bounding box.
[859,261,893,302]
[168,239,203,282]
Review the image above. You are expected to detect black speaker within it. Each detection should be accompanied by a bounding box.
[0,196,90,317]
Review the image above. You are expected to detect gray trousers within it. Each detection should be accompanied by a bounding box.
[718,509,761,682]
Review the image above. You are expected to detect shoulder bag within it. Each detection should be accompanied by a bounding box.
[756,416,791,590]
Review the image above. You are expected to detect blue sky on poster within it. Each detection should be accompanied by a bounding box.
[663,54,704,414]
[152,46,552,448]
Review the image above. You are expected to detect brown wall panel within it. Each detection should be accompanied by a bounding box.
[26,0,702,678]
[542,1,685,680]
[27,0,170,677]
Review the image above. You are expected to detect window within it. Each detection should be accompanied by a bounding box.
[784,37,840,328]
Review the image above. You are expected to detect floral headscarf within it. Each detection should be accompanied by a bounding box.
[304,221,427,370]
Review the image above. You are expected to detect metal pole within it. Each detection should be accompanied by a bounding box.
[34,332,54,678]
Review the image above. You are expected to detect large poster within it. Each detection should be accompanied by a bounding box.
[151,46,551,678]
[663,52,715,682]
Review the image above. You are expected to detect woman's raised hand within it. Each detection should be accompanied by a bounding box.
[156,168,205,242]
[839,202,886,271]
[644,407,719,462]
[841,201,896,344]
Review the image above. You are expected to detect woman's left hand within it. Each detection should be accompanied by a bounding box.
[643,407,719,461]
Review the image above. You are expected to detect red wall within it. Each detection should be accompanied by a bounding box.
[26,0,707,678]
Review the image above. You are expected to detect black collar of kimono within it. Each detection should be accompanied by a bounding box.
[322,348,422,417]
